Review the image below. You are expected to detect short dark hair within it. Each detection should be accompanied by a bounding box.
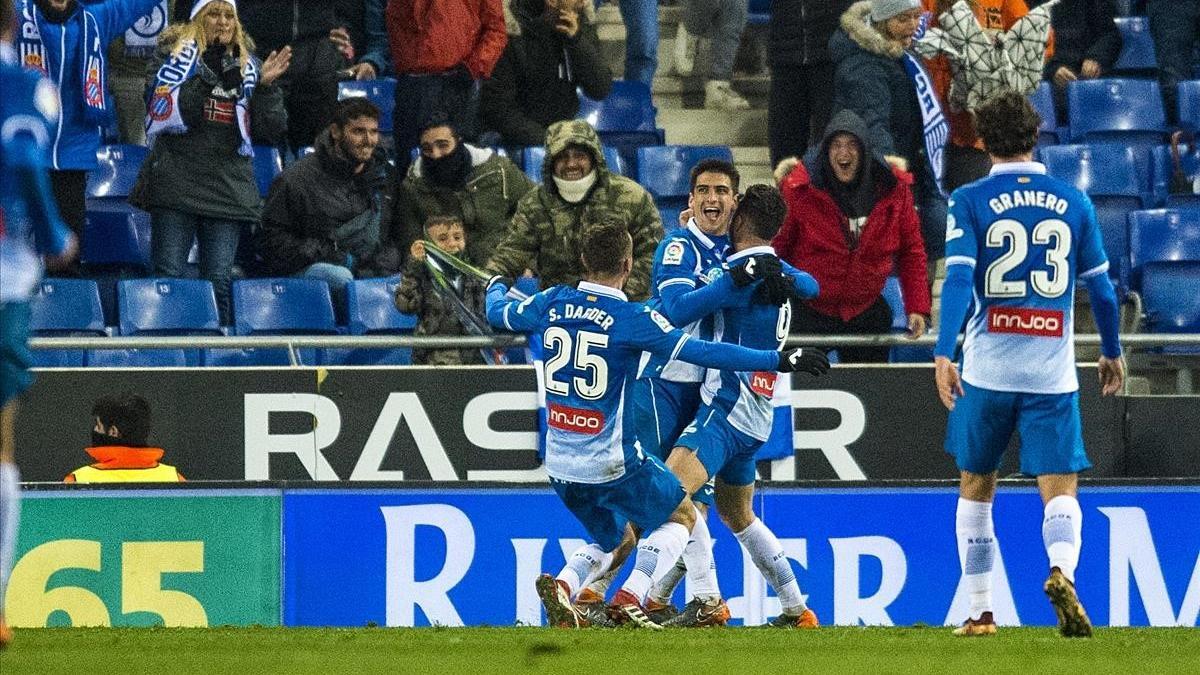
[734,184,788,240]
[92,393,152,447]
[424,214,463,232]
[689,158,740,193]
[332,97,380,127]
[580,219,631,277]
[419,110,457,137]
[974,89,1040,158]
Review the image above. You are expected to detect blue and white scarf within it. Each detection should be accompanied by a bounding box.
[902,51,948,198]
[145,39,258,157]
[17,0,110,124]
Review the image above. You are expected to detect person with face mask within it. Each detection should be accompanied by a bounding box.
[394,112,534,268]
[486,119,663,301]
[254,97,400,312]
[130,0,289,323]
[479,0,611,147]
[773,109,931,363]
[64,393,184,483]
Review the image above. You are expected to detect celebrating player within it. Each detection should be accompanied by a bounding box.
[0,0,77,648]
[659,184,829,629]
[486,218,824,628]
[933,90,1124,638]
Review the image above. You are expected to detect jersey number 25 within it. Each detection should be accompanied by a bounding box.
[543,327,610,400]
[984,218,1072,299]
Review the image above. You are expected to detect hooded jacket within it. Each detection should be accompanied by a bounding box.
[485,120,663,300]
[395,144,534,267]
[830,2,929,181]
[256,128,399,277]
[479,0,612,146]
[774,110,931,322]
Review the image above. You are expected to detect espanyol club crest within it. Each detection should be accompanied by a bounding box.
[149,85,173,121]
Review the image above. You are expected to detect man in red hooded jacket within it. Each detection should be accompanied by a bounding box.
[774,109,930,363]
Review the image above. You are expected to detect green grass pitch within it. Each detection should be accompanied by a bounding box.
[3,627,1199,674]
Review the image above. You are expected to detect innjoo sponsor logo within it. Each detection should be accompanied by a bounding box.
[987,306,1064,337]
[547,403,605,434]
[750,371,777,397]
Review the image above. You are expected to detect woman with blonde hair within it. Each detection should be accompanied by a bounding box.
[131,0,290,322]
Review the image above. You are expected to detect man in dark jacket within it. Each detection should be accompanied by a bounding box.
[830,0,947,263]
[256,98,399,304]
[1146,0,1197,123]
[774,109,930,363]
[768,0,854,166]
[480,0,611,147]
[1038,0,1121,123]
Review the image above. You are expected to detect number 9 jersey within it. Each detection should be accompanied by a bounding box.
[944,161,1110,394]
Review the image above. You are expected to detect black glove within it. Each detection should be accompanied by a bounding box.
[728,254,782,287]
[487,275,514,291]
[777,347,831,376]
[753,272,799,306]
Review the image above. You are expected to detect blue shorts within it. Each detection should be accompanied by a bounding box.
[0,302,34,407]
[550,455,686,552]
[946,381,1091,476]
[675,404,762,487]
[631,377,715,505]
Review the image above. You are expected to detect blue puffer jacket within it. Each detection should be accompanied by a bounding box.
[17,0,159,170]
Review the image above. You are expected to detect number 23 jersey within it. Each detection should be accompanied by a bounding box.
[945,162,1110,394]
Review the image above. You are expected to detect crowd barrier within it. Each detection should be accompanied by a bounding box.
[7,482,1199,629]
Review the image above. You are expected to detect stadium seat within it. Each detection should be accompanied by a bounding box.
[577,80,665,174]
[324,276,416,366]
[1067,79,1168,147]
[201,347,306,367]
[117,278,222,336]
[1149,144,1200,206]
[337,78,396,133]
[29,278,106,367]
[1029,81,1063,144]
[636,145,736,211]
[1178,80,1200,130]
[253,145,283,197]
[1128,208,1200,289]
[84,145,153,270]
[747,0,769,25]
[86,348,189,368]
[1112,17,1156,72]
[521,145,627,183]
[1141,264,1200,333]
[1129,209,1200,333]
[86,145,149,199]
[232,278,337,335]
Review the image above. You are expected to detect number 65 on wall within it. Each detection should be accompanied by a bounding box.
[4,540,208,627]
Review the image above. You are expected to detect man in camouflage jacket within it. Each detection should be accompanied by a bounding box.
[485,119,663,300]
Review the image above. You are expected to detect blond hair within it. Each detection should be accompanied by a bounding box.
[160,1,256,71]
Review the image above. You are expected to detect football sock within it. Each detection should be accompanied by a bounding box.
[619,521,690,603]
[1042,494,1083,584]
[683,504,720,600]
[956,497,995,620]
[583,567,618,600]
[557,543,613,596]
[734,518,806,615]
[647,559,686,605]
[0,463,20,612]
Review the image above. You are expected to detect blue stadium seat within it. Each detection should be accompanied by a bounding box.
[324,276,416,366]
[86,145,148,199]
[1128,209,1200,333]
[28,278,105,367]
[1149,144,1200,206]
[1112,17,1156,72]
[1029,80,1063,144]
[86,348,189,367]
[1178,80,1200,130]
[1067,79,1168,146]
[637,145,736,210]
[337,78,396,133]
[577,80,665,174]
[117,278,221,336]
[232,278,337,335]
[747,0,769,25]
[201,347,306,367]
[1128,208,1200,287]
[521,145,627,183]
[84,145,152,270]
[253,145,283,197]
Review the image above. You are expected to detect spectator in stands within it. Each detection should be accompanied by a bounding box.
[618,0,658,85]
[774,109,930,363]
[1039,0,1120,124]
[486,119,663,299]
[480,0,612,147]
[130,0,289,322]
[106,0,177,145]
[830,0,947,265]
[15,0,162,273]
[64,393,184,483]
[256,98,400,309]
[238,0,358,153]
[381,0,507,176]
[394,113,534,267]
[920,0,1055,191]
[394,215,488,365]
[1147,0,1200,123]
[768,0,854,166]
[672,0,752,110]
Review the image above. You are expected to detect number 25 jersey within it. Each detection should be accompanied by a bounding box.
[945,162,1110,394]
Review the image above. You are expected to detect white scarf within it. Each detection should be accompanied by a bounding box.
[553,171,597,203]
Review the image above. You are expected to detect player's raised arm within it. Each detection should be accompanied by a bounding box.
[658,254,784,326]
[485,277,547,334]
[633,308,828,376]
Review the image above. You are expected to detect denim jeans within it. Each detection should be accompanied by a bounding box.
[682,0,749,80]
[299,262,354,323]
[151,209,242,324]
[620,0,659,84]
